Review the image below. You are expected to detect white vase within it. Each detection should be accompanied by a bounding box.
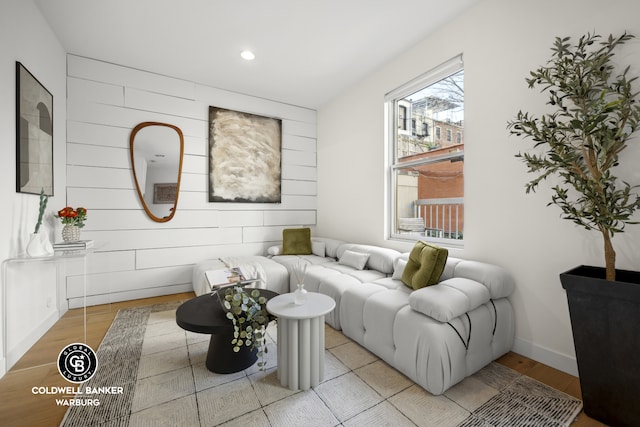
[62,225,81,242]
[294,283,308,305]
[26,231,54,257]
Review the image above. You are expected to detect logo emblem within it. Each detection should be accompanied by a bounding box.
[57,343,98,383]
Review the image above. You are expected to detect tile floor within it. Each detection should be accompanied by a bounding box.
[124,308,579,427]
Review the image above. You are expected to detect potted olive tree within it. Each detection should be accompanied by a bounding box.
[508,32,640,427]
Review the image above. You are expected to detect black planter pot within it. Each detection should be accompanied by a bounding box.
[560,265,640,427]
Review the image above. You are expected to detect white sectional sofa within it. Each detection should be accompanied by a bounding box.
[193,237,515,395]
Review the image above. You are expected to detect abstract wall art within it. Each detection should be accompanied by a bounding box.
[16,62,54,196]
[208,106,282,203]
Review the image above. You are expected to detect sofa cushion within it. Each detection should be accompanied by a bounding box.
[401,241,448,290]
[267,245,281,256]
[311,240,326,257]
[312,237,346,259]
[392,258,407,280]
[321,263,387,283]
[336,244,400,274]
[408,277,491,322]
[339,250,369,270]
[282,228,312,255]
[452,260,515,299]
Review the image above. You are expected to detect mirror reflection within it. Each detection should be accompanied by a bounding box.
[130,122,184,222]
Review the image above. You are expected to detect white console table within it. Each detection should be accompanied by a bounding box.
[266,292,335,390]
[1,248,94,377]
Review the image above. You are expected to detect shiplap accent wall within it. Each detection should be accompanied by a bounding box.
[65,55,317,308]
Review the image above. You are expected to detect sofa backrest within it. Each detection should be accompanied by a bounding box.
[311,237,346,259]
[336,244,401,274]
[395,254,514,299]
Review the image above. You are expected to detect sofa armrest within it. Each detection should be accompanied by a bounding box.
[451,260,514,299]
[408,277,490,322]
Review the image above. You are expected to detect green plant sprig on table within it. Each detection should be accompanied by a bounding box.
[507,32,640,281]
[34,188,48,234]
[220,286,273,369]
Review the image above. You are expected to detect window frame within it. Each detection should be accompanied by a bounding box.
[384,55,464,247]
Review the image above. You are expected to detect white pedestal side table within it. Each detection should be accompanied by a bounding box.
[266,292,335,390]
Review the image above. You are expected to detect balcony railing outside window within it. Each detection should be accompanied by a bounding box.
[398,197,464,240]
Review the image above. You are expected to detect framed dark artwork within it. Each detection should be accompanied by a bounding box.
[153,183,178,204]
[16,62,53,196]
[208,106,282,203]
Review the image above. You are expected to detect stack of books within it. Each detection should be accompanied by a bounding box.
[53,240,94,251]
[205,267,259,292]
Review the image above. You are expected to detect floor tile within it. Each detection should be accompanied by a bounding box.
[263,391,340,427]
[140,330,186,356]
[146,309,177,326]
[248,367,300,406]
[144,319,184,340]
[343,401,416,427]
[244,340,278,375]
[444,376,499,412]
[218,408,271,427]
[187,340,209,366]
[329,341,378,370]
[192,362,246,392]
[321,349,350,382]
[355,359,413,398]
[129,394,198,427]
[197,377,261,426]
[186,330,209,345]
[137,345,190,380]
[314,372,383,422]
[389,385,470,427]
[131,366,195,412]
[324,325,351,349]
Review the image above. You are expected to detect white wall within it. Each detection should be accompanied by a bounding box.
[0,0,67,375]
[65,55,317,308]
[317,0,640,376]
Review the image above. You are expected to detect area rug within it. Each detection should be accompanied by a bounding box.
[60,303,582,427]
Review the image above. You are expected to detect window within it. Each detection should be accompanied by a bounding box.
[386,56,464,244]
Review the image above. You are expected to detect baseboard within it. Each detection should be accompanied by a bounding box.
[0,356,6,379]
[512,337,578,377]
[67,283,194,309]
[6,310,59,371]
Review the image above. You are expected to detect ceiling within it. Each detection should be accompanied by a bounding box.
[35,0,479,109]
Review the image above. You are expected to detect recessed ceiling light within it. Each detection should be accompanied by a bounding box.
[240,50,256,61]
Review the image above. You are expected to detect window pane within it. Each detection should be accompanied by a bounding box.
[394,155,464,240]
[395,69,464,161]
[391,68,464,242]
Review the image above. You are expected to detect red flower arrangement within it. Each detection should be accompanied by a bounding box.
[56,207,88,228]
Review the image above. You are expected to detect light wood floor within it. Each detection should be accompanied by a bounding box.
[0,292,606,427]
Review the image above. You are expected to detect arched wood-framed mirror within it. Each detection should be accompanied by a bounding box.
[130,122,184,222]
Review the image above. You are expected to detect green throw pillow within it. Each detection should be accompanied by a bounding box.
[282,228,312,255]
[401,241,448,290]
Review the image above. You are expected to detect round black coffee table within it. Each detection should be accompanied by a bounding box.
[176,289,278,374]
